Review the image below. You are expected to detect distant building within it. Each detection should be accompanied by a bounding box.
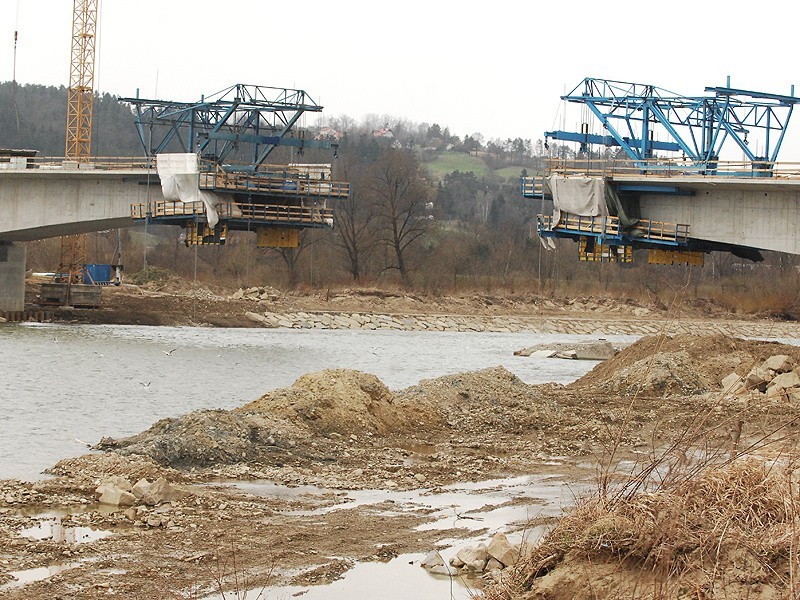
[372,127,395,139]
[316,127,344,141]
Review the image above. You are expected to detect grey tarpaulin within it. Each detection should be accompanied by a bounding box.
[547,174,639,228]
[547,174,608,226]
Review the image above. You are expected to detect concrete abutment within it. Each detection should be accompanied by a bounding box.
[0,242,26,312]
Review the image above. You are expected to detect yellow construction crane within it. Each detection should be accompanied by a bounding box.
[55,0,97,286]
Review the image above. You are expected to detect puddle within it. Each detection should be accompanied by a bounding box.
[204,474,591,600]
[202,553,478,600]
[0,562,79,591]
[19,517,113,544]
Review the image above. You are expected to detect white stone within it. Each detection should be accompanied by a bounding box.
[762,355,795,374]
[420,551,444,569]
[455,544,489,572]
[768,371,800,392]
[721,372,744,394]
[486,532,518,567]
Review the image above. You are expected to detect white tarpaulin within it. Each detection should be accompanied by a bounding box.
[547,174,608,226]
[157,153,225,228]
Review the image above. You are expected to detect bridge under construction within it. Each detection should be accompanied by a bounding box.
[522,77,800,265]
[0,83,350,311]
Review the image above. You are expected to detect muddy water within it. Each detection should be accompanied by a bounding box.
[0,323,636,480]
[208,472,590,600]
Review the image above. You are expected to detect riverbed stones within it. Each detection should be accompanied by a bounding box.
[237,309,800,339]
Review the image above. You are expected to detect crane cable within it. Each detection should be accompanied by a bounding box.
[12,0,21,131]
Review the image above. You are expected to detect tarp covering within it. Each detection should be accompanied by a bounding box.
[157,153,226,228]
[547,174,608,225]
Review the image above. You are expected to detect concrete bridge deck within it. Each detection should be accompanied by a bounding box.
[523,160,800,256]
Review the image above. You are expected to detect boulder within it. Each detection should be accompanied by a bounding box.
[745,367,771,392]
[486,532,519,567]
[767,371,800,393]
[96,483,136,507]
[455,544,489,572]
[486,558,504,572]
[762,355,795,374]
[245,311,267,324]
[101,475,132,492]
[137,477,190,506]
[131,478,152,500]
[420,551,444,569]
[721,372,744,394]
[429,565,455,576]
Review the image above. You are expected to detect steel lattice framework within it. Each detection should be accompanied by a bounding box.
[122,84,336,171]
[546,78,800,169]
[65,0,97,161]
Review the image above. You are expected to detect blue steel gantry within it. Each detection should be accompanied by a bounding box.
[122,84,349,247]
[525,77,800,264]
[545,77,800,171]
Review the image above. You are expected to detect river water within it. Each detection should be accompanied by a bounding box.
[0,323,637,481]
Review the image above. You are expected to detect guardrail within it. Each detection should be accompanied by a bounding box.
[131,200,334,225]
[199,169,350,198]
[543,158,800,179]
[538,212,689,245]
[0,156,154,171]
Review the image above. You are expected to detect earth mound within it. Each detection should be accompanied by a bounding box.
[241,368,441,434]
[95,409,309,469]
[399,366,550,432]
[573,333,800,396]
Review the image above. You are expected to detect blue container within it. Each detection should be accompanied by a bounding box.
[85,264,113,285]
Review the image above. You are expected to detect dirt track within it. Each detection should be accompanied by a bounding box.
[3,328,800,598]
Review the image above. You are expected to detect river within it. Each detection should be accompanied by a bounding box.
[0,323,638,481]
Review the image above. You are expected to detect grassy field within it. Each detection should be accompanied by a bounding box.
[424,151,490,178]
[424,151,533,183]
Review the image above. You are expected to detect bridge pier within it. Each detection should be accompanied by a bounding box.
[0,242,26,312]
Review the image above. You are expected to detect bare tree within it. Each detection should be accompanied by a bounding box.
[333,154,376,281]
[369,148,434,285]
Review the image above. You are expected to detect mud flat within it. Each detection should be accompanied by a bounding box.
[3,333,800,598]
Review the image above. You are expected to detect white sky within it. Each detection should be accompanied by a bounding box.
[3,0,800,157]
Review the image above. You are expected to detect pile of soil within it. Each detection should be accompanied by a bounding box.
[241,369,441,434]
[574,333,800,396]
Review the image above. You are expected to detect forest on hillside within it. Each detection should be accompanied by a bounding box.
[2,81,799,316]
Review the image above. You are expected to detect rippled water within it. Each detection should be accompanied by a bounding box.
[0,323,637,480]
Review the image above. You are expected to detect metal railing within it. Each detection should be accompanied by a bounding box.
[542,158,800,179]
[131,200,334,225]
[199,167,350,198]
[538,212,689,244]
[0,156,154,171]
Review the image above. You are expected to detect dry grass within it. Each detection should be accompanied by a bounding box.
[486,454,800,599]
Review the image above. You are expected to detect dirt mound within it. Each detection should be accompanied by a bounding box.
[45,452,187,485]
[95,409,309,469]
[399,367,553,433]
[573,333,800,396]
[241,369,441,434]
[489,458,797,599]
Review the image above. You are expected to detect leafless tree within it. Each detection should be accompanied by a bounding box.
[332,154,376,281]
[369,148,434,285]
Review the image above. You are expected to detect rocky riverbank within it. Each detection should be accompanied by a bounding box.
[3,333,800,598]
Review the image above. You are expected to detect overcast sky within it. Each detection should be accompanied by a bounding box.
[2,0,800,156]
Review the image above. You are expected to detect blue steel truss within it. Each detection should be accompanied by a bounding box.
[122,84,336,172]
[546,78,800,170]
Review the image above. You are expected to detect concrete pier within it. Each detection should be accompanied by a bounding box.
[0,243,26,312]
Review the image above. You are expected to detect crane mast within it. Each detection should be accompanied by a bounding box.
[56,0,97,286]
